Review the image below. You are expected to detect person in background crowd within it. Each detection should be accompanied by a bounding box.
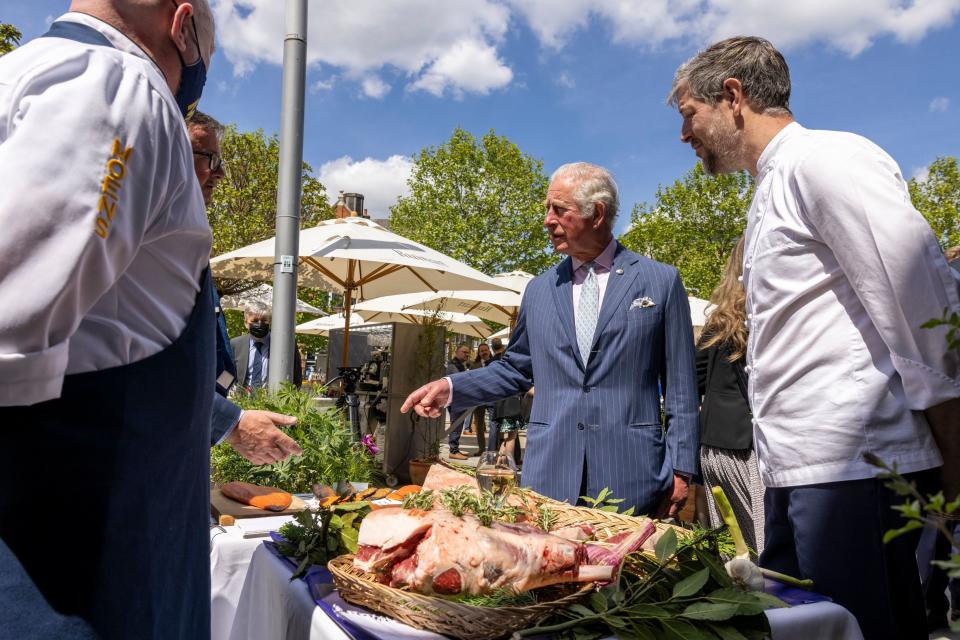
[670,36,960,640]
[495,386,534,464]
[0,1,221,637]
[695,237,764,556]
[466,342,493,454]
[231,302,303,390]
[485,337,507,452]
[445,342,472,460]
[188,110,301,464]
[403,162,700,517]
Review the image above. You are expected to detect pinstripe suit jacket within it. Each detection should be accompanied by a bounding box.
[450,243,699,514]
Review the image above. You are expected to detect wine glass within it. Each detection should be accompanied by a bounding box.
[476,451,518,508]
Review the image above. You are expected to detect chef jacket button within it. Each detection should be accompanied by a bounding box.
[577,422,585,430]
[747,313,753,319]
[744,365,752,373]
[737,275,744,282]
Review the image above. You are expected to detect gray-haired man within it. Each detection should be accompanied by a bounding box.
[670,36,960,639]
[189,111,302,465]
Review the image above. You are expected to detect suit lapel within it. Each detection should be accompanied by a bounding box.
[550,258,583,370]
[593,243,640,345]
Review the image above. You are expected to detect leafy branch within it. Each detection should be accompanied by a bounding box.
[578,487,636,516]
[514,527,785,639]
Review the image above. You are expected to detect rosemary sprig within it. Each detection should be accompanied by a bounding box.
[536,504,557,532]
[454,588,536,608]
[401,489,435,511]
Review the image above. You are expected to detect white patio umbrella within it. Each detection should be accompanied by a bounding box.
[211,217,511,365]
[294,312,370,336]
[220,283,323,315]
[400,270,534,327]
[351,292,493,339]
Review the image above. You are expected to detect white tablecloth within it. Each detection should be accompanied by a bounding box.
[212,528,864,640]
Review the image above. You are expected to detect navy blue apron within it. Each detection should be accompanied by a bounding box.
[0,270,215,640]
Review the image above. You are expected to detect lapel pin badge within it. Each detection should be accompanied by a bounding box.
[615,267,624,275]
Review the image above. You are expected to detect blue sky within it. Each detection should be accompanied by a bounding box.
[8,1,960,236]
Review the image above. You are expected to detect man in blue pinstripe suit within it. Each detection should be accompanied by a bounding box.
[403,162,700,517]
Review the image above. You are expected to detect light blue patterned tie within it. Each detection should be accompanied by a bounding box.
[576,261,599,364]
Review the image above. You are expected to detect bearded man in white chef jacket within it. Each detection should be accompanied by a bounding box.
[669,36,960,640]
[0,1,221,638]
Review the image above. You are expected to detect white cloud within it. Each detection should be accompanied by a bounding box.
[317,155,414,217]
[311,76,337,93]
[930,97,950,112]
[212,0,512,96]
[912,165,930,182]
[409,40,512,98]
[507,0,960,55]
[210,0,960,100]
[556,71,576,89]
[361,76,390,99]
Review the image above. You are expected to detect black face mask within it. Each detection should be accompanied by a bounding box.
[171,0,207,119]
[249,321,270,339]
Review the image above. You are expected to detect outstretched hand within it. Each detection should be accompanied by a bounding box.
[400,379,451,418]
[225,410,302,465]
[655,473,690,520]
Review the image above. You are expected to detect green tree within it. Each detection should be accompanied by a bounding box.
[909,156,960,249]
[0,23,21,56]
[619,163,754,297]
[208,126,334,351]
[207,126,333,257]
[389,127,556,276]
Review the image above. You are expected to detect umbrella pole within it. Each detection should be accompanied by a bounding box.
[341,287,353,368]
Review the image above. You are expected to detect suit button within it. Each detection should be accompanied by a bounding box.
[577,423,585,430]
[582,385,590,393]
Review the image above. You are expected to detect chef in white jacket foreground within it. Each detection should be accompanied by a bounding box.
[0,1,218,638]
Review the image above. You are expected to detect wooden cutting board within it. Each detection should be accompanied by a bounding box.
[210,488,308,519]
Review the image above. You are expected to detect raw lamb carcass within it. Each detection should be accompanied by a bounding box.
[354,507,614,596]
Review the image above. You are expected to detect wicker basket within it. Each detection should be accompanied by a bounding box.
[328,554,593,640]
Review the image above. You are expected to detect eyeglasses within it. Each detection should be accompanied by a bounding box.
[193,150,224,172]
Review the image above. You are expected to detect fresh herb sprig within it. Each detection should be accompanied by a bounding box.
[454,588,536,608]
[537,504,558,532]
[402,487,525,527]
[513,527,786,640]
[578,487,635,516]
[276,501,370,579]
[401,489,435,511]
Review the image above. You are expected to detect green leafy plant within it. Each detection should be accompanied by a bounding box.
[921,308,960,351]
[211,384,380,492]
[578,487,636,517]
[865,452,960,631]
[514,527,786,640]
[276,501,371,579]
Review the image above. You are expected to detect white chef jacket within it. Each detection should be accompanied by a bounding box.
[0,13,212,406]
[743,122,960,488]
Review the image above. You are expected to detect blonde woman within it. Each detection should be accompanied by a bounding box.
[696,237,764,555]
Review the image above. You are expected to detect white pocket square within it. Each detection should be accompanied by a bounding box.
[630,296,656,310]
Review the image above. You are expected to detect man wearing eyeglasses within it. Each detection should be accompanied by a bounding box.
[187,110,303,464]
